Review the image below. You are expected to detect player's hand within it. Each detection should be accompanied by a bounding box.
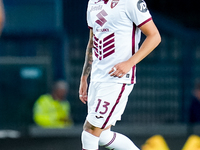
[108,61,132,78]
[79,76,88,104]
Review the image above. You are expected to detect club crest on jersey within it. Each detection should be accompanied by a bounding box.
[111,0,119,8]
[137,0,148,12]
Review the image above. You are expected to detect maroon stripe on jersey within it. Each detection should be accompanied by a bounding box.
[103,44,115,53]
[138,17,152,28]
[103,38,114,47]
[101,84,126,129]
[94,35,99,42]
[94,40,98,47]
[131,65,136,83]
[94,46,99,58]
[94,46,98,53]
[103,49,115,59]
[102,132,117,147]
[94,50,98,58]
[131,24,136,84]
[103,33,115,42]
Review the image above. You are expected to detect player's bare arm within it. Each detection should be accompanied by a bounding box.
[79,29,93,104]
[109,20,161,78]
[0,0,5,35]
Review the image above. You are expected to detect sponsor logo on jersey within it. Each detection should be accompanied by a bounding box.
[126,74,130,78]
[96,28,109,32]
[95,0,102,4]
[95,0,108,4]
[111,0,119,8]
[95,10,108,27]
[93,33,115,60]
[90,5,103,12]
[137,0,148,13]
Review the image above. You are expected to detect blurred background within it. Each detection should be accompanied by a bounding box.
[0,0,200,150]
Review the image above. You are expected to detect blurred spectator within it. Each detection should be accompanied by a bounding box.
[0,0,5,34]
[189,82,200,123]
[33,80,73,128]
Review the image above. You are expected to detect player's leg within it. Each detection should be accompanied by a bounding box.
[82,82,134,150]
[81,120,111,150]
[99,128,140,150]
[81,82,102,150]
[97,83,138,150]
[81,130,99,150]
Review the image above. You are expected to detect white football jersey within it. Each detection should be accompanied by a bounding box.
[87,0,152,84]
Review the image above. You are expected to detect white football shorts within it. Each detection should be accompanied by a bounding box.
[86,82,134,129]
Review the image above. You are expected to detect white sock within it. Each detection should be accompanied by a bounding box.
[99,129,140,150]
[81,130,99,150]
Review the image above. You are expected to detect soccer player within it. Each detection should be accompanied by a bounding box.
[79,0,161,149]
[0,0,5,35]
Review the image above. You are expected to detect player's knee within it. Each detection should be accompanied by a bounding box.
[83,120,92,130]
[83,121,97,131]
[83,120,102,137]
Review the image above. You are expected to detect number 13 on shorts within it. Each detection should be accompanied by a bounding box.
[95,99,110,115]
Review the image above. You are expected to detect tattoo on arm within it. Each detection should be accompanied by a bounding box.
[82,40,93,76]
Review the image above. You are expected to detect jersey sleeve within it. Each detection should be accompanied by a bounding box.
[125,0,152,27]
[87,1,93,29]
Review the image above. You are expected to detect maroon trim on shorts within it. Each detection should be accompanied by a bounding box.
[102,132,117,147]
[138,17,152,28]
[101,84,126,129]
[88,26,93,29]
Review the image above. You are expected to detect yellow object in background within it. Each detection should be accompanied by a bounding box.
[33,94,73,128]
[182,135,200,150]
[141,135,170,150]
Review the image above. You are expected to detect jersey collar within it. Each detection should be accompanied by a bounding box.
[103,0,108,4]
[95,0,108,4]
